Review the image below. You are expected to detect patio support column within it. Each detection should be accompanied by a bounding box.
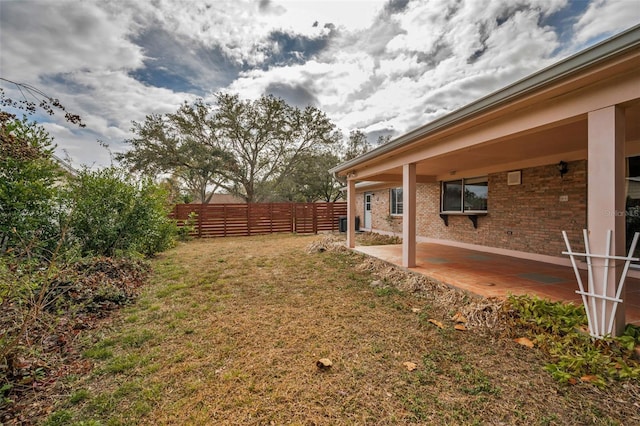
[347,178,356,249]
[402,163,416,268]
[587,105,626,336]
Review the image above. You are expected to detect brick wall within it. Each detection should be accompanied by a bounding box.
[356,160,587,257]
[357,187,403,233]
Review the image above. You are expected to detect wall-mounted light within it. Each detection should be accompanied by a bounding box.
[557,161,568,178]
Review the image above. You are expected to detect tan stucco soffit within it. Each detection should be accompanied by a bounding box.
[329,24,640,176]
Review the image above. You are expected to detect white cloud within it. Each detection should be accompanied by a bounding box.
[0,1,143,81]
[573,0,640,45]
[229,0,566,138]
[121,0,383,67]
[41,122,112,168]
[1,0,639,168]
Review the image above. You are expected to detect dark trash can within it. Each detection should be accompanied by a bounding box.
[339,216,361,232]
[339,216,347,232]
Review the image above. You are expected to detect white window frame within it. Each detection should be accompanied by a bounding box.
[440,177,488,214]
[390,187,403,216]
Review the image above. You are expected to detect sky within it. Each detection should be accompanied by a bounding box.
[1,0,639,168]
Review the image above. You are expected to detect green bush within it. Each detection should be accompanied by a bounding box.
[0,113,64,260]
[64,168,176,257]
[176,211,197,241]
[1,115,175,411]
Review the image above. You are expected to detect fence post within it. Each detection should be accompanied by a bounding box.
[222,205,226,237]
[313,203,318,234]
[247,203,251,236]
[327,202,336,232]
[197,203,203,238]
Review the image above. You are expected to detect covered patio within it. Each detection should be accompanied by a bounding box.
[355,242,640,326]
[332,27,640,335]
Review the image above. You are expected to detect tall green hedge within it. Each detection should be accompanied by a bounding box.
[0,114,63,259]
[1,113,176,260]
[65,168,176,257]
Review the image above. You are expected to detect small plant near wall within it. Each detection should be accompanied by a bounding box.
[177,211,198,241]
[385,214,402,233]
[506,295,640,387]
[356,232,401,246]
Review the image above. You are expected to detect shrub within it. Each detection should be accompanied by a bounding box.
[506,295,640,386]
[64,168,176,257]
[0,113,64,260]
[1,115,174,414]
[176,211,197,241]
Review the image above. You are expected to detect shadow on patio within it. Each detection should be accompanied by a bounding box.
[354,242,640,326]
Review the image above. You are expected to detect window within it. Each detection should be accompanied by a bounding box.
[390,187,403,215]
[441,177,488,213]
[626,156,640,264]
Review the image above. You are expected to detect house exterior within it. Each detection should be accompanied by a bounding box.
[52,154,77,177]
[330,25,640,335]
[206,193,246,204]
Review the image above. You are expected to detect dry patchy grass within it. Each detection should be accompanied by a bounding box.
[46,234,639,425]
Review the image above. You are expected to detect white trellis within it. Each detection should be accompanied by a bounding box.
[562,229,639,338]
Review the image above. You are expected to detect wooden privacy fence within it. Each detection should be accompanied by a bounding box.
[170,202,347,238]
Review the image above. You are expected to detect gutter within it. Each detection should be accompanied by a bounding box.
[52,154,77,176]
[330,24,640,176]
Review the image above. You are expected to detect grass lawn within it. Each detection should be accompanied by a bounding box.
[46,234,639,425]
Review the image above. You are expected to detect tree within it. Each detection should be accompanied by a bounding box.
[117,100,232,203]
[120,94,342,203]
[376,134,392,145]
[213,93,340,202]
[274,151,343,202]
[1,77,85,127]
[0,112,63,258]
[304,151,344,202]
[159,175,193,204]
[0,79,85,258]
[343,130,372,161]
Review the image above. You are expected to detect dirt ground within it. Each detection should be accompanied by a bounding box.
[17,234,640,425]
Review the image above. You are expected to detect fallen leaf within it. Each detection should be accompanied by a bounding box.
[427,319,444,329]
[316,358,333,370]
[578,325,590,334]
[454,324,467,331]
[568,378,577,385]
[514,337,534,348]
[411,308,421,313]
[452,312,467,324]
[580,375,599,383]
[403,361,417,371]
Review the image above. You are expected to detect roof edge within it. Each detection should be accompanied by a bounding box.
[52,154,77,175]
[330,24,640,176]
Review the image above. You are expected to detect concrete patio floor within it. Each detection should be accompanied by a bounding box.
[354,242,640,326]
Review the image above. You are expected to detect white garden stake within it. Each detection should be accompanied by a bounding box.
[562,229,639,338]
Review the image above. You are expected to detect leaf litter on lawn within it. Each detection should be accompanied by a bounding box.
[40,233,639,425]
